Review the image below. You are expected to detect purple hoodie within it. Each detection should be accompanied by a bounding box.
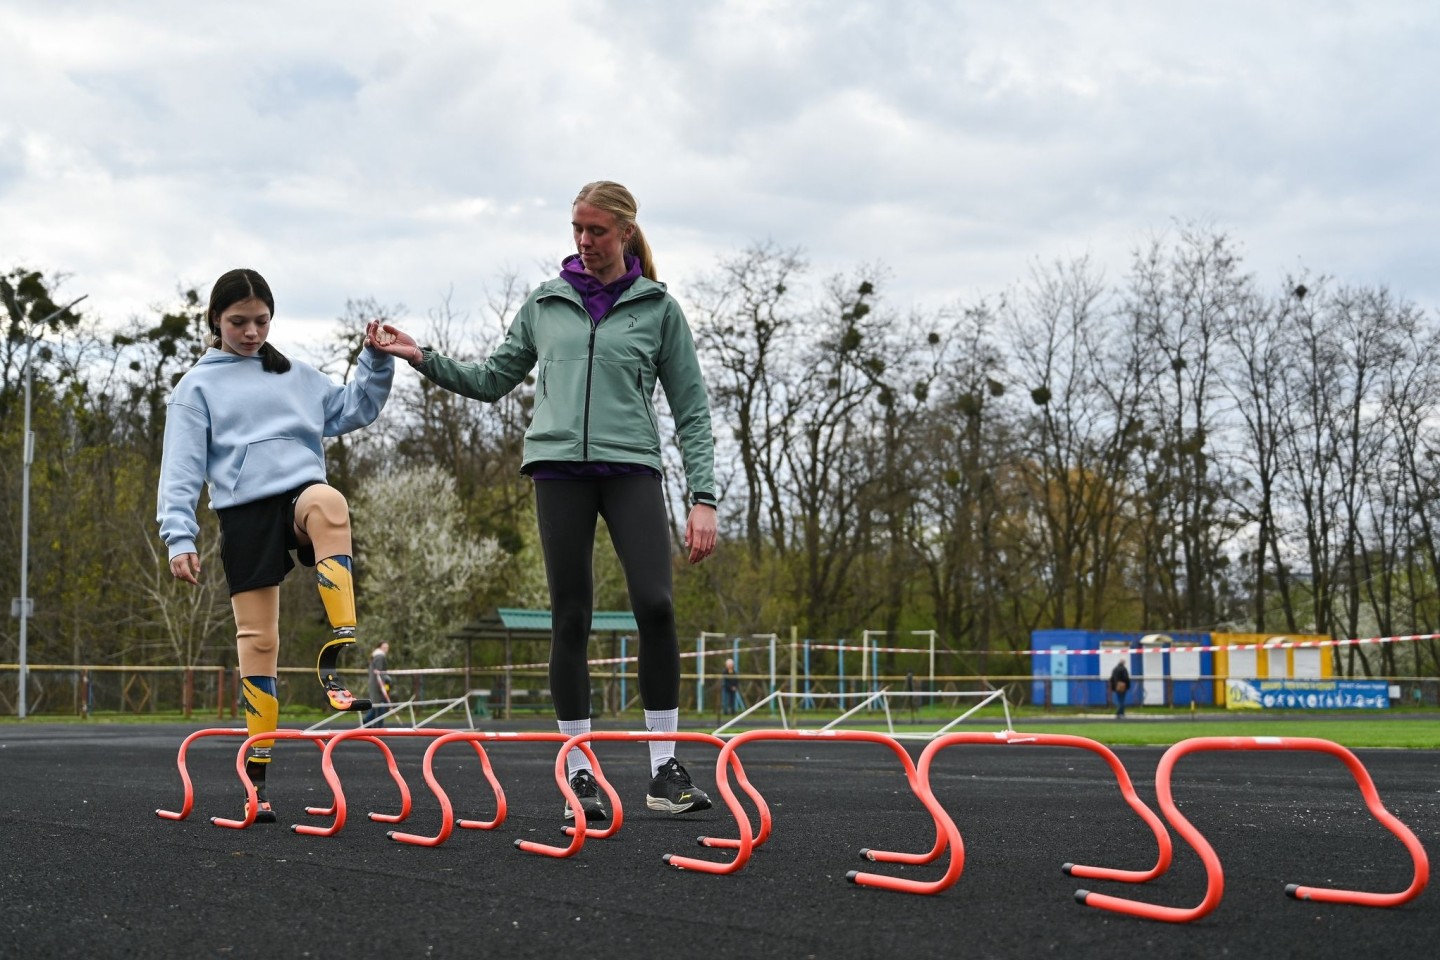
[559,253,643,324]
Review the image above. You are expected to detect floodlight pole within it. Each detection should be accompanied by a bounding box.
[13,294,87,719]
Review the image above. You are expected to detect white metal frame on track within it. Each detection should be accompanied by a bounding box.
[712,686,1014,739]
[304,690,485,733]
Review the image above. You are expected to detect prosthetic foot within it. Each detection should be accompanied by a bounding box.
[246,775,278,824]
[314,557,370,712]
[317,633,371,712]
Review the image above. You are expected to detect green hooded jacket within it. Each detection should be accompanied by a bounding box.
[414,275,716,505]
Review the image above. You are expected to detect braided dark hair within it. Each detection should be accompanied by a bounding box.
[205,268,290,373]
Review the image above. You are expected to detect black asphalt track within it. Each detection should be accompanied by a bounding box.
[1,721,1436,960]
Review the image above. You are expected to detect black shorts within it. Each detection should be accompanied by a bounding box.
[218,482,320,595]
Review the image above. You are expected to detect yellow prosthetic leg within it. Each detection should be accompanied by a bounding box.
[233,588,280,822]
[240,676,280,823]
[296,485,371,713]
[315,555,370,712]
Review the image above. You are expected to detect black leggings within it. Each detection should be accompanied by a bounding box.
[535,475,678,719]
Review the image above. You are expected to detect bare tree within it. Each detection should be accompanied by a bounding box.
[1007,254,1148,629]
[1220,280,1304,631]
[1125,227,1249,629]
[691,242,806,564]
[778,276,890,636]
[909,299,1026,664]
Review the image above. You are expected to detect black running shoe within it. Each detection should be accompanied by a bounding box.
[562,769,609,822]
[645,758,712,814]
[248,783,277,825]
[322,677,370,713]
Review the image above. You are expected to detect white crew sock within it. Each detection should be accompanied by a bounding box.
[558,718,592,777]
[644,708,678,776]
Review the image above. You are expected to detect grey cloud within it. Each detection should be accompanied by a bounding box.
[2,0,1438,346]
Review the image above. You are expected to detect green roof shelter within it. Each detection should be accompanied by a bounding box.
[448,607,639,719]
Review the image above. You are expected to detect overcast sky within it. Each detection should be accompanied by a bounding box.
[3,0,1437,350]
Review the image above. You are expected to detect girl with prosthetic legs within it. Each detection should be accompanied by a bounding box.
[158,268,394,820]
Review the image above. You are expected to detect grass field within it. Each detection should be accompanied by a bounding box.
[725,704,1440,748]
[4,705,1437,748]
[971,718,1440,748]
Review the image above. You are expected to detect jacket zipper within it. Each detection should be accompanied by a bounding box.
[562,283,660,462]
[582,323,597,460]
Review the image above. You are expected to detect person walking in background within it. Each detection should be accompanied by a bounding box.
[1110,659,1131,719]
[158,267,394,822]
[365,641,393,727]
[722,658,742,714]
[369,180,718,823]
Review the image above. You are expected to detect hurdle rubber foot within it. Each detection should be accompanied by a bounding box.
[696,836,708,846]
[1285,884,1303,899]
[845,870,859,883]
[663,854,674,865]
[858,847,873,861]
[512,838,523,849]
[1075,890,1090,904]
[1062,862,1076,875]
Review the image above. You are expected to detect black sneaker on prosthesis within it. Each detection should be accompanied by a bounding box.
[562,769,609,822]
[247,782,277,824]
[321,677,370,712]
[645,758,713,814]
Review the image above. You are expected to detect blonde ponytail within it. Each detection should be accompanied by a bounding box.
[574,180,657,281]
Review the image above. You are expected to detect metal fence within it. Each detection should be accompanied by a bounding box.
[2,664,1436,718]
[0,665,568,719]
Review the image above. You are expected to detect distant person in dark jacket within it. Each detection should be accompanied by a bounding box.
[1110,661,1131,718]
[365,641,393,726]
[721,658,742,714]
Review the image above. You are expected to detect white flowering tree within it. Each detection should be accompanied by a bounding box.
[351,465,501,669]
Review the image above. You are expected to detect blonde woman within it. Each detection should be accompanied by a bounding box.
[372,182,718,821]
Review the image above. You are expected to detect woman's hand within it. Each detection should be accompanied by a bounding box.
[170,553,201,585]
[684,504,717,564]
[365,320,424,365]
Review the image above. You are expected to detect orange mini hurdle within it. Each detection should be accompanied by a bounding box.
[514,731,769,862]
[155,727,406,828]
[901,730,1173,895]
[1076,736,1430,923]
[664,728,953,885]
[301,726,513,838]
[385,731,613,848]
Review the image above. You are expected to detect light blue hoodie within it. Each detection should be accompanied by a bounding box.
[156,347,394,561]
